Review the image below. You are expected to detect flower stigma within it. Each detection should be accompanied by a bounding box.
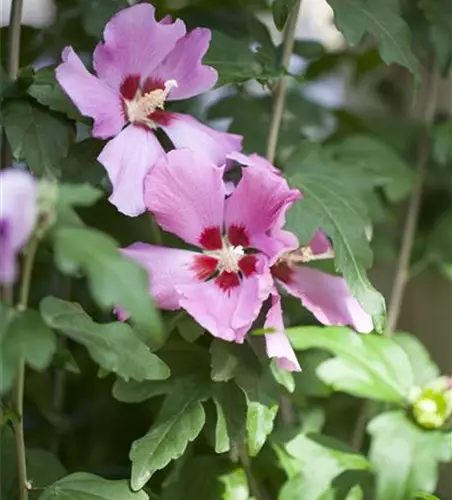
[125,79,178,126]
[205,238,245,274]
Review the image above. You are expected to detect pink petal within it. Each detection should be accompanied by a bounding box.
[279,267,373,333]
[121,243,198,310]
[225,162,301,260]
[98,125,165,216]
[309,230,332,254]
[228,151,280,175]
[160,113,243,166]
[144,149,226,248]
[153,28,217,100]
[92,4,186,91]
[56,47,125,139]
[0,169,37,250]
[0,169,37,284]
[177,263,272,342]
[264,292,301,372]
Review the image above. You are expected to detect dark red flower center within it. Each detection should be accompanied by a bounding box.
[192,224,258,292]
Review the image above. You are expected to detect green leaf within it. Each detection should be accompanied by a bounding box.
[210,339,240,382]
[272,0,297,30]
[177,314,204,343]
[287,326,413,403]
[428,209,452,280]
[212,382,248,453]
[112,378,171,403]
[278,433,371,500]
[285,146,386,331]
[210,341,279,455]
[37,472,149,500]
[2,100,73,176]
[40,297,169,382]
[205,22,280,87]
[345,485,364,500]
[60,138,106,185]
[237,369,279,456]
[27,450,67,500]
[393,332,440,386]
[2,428,67,500]
[53,227,162,340]
[432,120,452,166]
[420,0,452,74]
[368,411,450,500]
[327,135,414,201]
[161,456,249,500]
[1,309,57,393]
[130,377,210,490]
[415,493,441,500]
[326,0,420,81]
[270,359,295,393]
[28,67,83,121]
[81,0,129,38]
[57,183,103,208]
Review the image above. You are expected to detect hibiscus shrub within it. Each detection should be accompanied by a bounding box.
[1,1,451,499]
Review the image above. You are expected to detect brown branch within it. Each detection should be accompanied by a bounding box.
[266,0,302,163]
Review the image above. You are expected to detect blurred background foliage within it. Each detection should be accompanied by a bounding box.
[0,0,451,499]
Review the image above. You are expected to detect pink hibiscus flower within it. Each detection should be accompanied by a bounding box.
[56,3,242,216]
[224,153,373,371]
[0,169,37,284]
[121,148,302,369]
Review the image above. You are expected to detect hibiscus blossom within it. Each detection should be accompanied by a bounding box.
[0,169,37,284]
[224,153,373,371]
[121,148,302,369]
[56,3,241,216]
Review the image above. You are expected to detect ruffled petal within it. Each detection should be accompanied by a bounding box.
[93,4,186,91]
[56,47,125,139]
[144,149,226,248]
[279,266,373,333]
[160,113,242,166]
[0,169,37,285]
[309,230,332,254]
[153,28,217,100]
[121,243,199,310]
[0,169,37,250]
[264,292,301,372]
[0,220,15,285]
[228,151,280,175]
[178,263,272,342]
[98,125,165,216]
[225,161,300,260]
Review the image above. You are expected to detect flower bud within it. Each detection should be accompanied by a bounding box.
[37,179,59,236]
[410,376,452,429]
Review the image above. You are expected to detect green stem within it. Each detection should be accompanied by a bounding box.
[2,0,24,170]
[7,0,24,79]
[266,0,302,163]
[14,234,40,500]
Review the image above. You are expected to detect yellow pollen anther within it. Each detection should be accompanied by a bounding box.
[126,79,178,125]
[205,238,245,273]
[278,245,335,266]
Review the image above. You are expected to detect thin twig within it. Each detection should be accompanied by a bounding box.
[7,0,24,79]
[239,447,270,500]
[266,0,302,163]
[351,65,441,451]
[385,67,440,337]
[14,234,40,500]
[2,0,24,170]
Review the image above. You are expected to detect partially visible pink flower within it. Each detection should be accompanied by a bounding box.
[0,169,37,284]
[270,231,373,334]
[56,4,242,216]
[121,148,300,368]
